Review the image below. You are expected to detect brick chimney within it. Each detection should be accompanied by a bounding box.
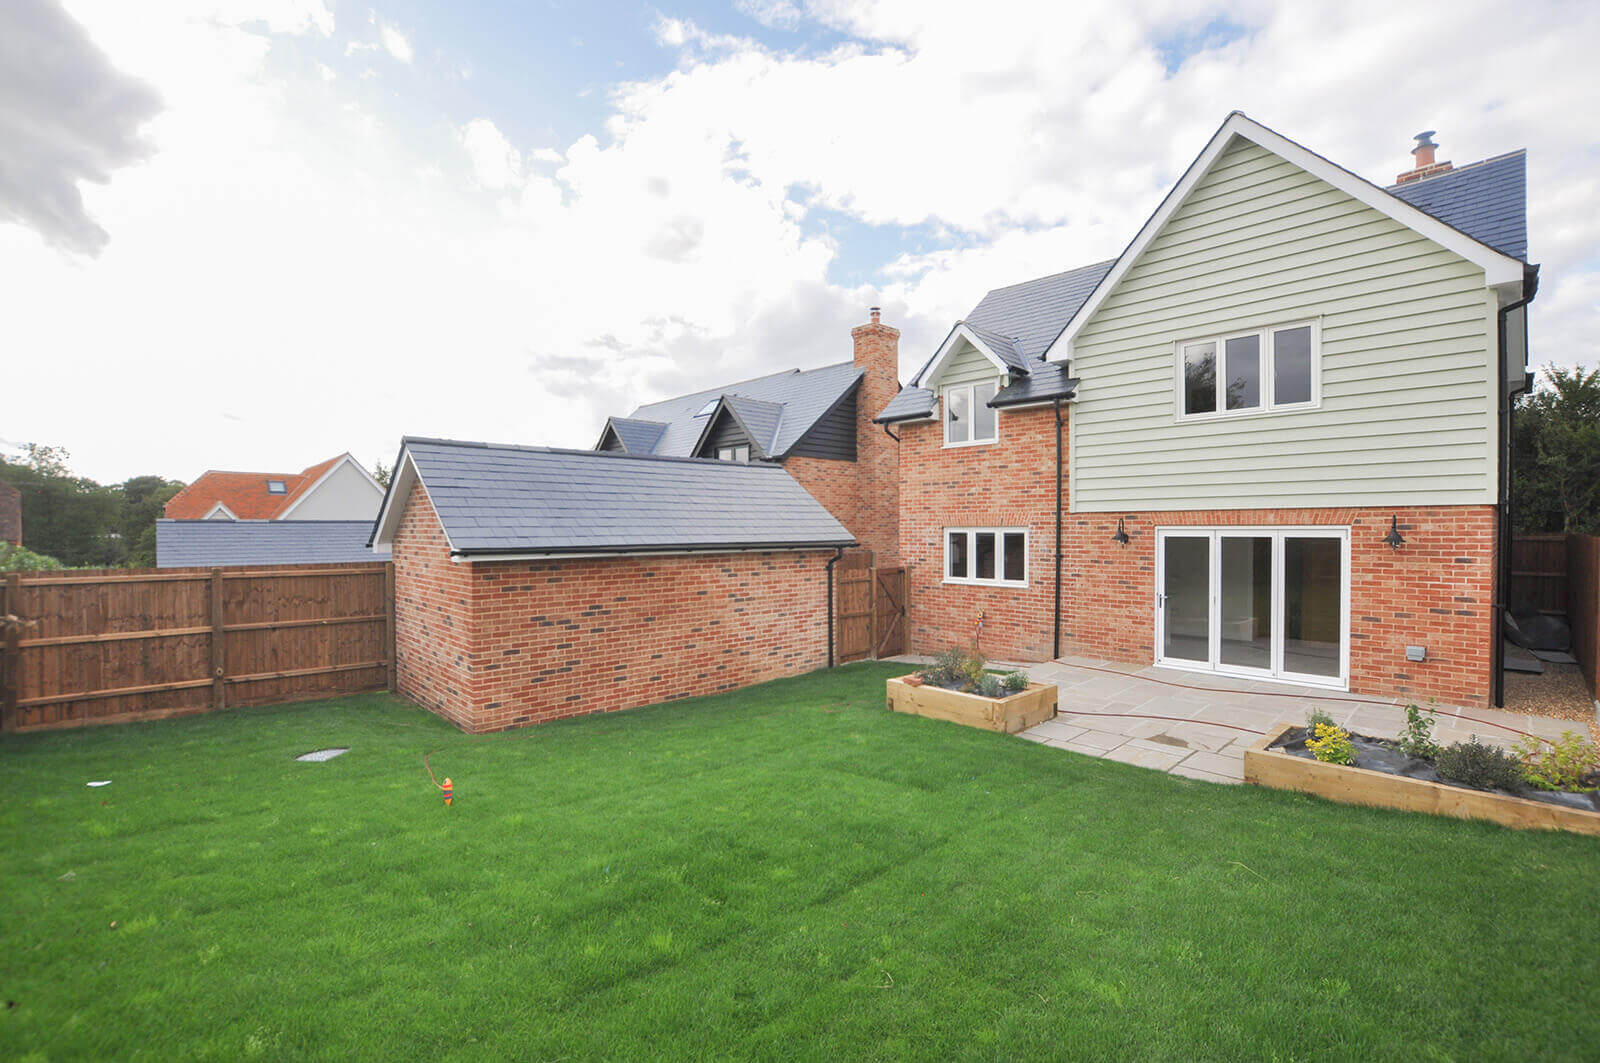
[1395,130,1453,185]
[850,306,901,563]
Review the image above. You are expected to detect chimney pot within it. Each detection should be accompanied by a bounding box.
[1395,129,1450,185]
[869,306,881,324]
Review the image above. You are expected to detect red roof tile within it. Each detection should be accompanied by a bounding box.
[163,455,348,520]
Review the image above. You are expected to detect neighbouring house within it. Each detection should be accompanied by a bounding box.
[370,438,854,732]
[594,311,902,563]
[876,113,1536,709]
[163,453,384,521]
[155,519,390,568]
[0,481,20,546]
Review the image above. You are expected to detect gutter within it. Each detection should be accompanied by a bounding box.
[449,541,855,563]
[1053,397,1064,660]
[1491,263,1540,708]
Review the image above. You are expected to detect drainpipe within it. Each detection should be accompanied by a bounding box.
[1053,397,1064,661]
[1493,265,1539,708]
[881,424,900,444]
[825,546,844,667]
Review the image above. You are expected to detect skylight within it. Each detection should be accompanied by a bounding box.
[694,398,720,417]
[266,480,287,493]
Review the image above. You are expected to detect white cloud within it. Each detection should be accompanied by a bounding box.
[1,0,1595,486]
[379,22,411,63]
[736,0,803,31]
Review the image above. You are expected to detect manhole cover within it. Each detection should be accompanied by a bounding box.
[295,747,349,762]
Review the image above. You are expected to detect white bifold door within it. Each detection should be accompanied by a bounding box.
[1155,528,1348,689]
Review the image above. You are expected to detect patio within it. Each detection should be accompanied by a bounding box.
[940,655,1586,784]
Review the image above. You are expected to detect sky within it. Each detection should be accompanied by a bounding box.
[1,0,1596,484]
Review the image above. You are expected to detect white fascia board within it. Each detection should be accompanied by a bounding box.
[369,449,452,551]
[277,453,382,518]
[1044,112,1528,362]
[915,322,1009,390]
[202,502,238,520]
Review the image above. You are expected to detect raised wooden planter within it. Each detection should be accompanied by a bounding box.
[1244,723,1600,837]
[886,675,1057,734]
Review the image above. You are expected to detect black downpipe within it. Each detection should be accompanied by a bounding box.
[1493,269,1538,708]
[825,546,844,667]
[881,423,901,443]
[1053,398,1064,661]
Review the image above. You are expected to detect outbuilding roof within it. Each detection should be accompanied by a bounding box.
[156,519,389,567]
[372,437,855,558]
[607,361,863,459]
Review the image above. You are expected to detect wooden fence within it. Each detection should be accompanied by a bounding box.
[1509,534,1567,615]
[1567,535,1600,702]
[0,563,393,732]
[835,564,906,664]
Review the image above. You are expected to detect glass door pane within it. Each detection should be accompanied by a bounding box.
[1218,536,1273,672]
[1161,535,1211,662]
[1283,536,1342,678]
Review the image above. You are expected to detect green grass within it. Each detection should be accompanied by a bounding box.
[2,663,1597,1060]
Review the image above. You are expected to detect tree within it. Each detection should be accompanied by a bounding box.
[0,446,186,568]
[118,474,186,567]
[1513,366,1600,534]
[373,460,392,489]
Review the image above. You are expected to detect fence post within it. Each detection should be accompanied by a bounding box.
[383,562,396,692]
[209,568,226,710]
[2,572,20,730]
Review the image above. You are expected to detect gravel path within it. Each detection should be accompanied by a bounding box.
[1504,664,1600,744]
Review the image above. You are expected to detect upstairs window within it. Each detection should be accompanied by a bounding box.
[943,381,998,446]
[266,479,287,494]
[1177,321,1319,420]
[716,445,750,463]
[945,527,1027,587]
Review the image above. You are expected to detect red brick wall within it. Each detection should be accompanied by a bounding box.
[392,485,478,730]
[390,481,834,732]
[897,407,1498,706]
[1060,506,1497,708]
[899,404,1064,663]
[850,315,902,563]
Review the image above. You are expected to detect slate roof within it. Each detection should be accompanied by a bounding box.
[964,260,1117,364]
[390,437,855,556]
[718,395,785,456]
[156,520,389,568]
[873,386,936,424]
[602,417,669,455]
[991,363,1080,408]
[611,362,863,459]
[1387,150,1528,261]
[964,322,1031,375]
[163,454,350,519]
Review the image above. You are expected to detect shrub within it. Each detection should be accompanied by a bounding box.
[0,543,64,572]
[1001,671,1029,694]
[1512,731,1600,792]
[1435,738,1525,791]
[1306,722,1356,765]
[978,674,1005,698]
[1397,704,1440,760]
[924,647,987,692]
[1306,708,1336,733]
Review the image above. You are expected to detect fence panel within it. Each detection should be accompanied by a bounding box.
[1509,534,1568,615]
[0,563,392,732]
[1567,535,1600,703]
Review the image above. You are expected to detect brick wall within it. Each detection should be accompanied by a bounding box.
[899,404,1064,663]
[850,313,902,563]
[391,481,834,732]
[897,407,1498,706]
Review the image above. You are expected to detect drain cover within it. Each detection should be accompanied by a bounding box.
[296,747,349,762]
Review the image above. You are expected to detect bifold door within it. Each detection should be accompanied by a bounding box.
[1155,528,1348,689]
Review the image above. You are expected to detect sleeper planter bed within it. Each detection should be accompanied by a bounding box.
[886,675,1057,734]
[1244,722,1600,836]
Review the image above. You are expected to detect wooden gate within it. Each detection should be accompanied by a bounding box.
[834,563,906,663]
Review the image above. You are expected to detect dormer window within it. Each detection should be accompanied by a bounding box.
[266,480,287,494]
[716,445,750,463]
[943,382,998,447]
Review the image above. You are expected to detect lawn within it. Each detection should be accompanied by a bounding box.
[2,663,1597,1060]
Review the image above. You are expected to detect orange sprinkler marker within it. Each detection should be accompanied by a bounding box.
[442,778,453,806]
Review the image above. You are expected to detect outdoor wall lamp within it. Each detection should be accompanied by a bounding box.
[1382,515,1406,550]
[1111,517,1130,546]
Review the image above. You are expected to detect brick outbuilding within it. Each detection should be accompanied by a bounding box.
[371,438,854,732]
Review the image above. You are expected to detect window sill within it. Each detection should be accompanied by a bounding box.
[1174,401,1319,425]
[942,577,1028,589]
[941,438,999,449]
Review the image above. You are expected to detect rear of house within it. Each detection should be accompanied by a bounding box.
[371,438,854,732]
[879,113,1535,708]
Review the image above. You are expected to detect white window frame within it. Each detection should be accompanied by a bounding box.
[716,444,750,463]
[941,381,1000,447]
[1153,526,1350,691]
[1174,319,1321,422]
[943,526,1028,588]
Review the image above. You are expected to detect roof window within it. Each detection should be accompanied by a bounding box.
[694,398,720,417]
[267,479,287,493]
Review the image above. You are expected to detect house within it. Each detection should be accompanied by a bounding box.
[163,453,384,521]
[876,113,1535,709]
[155,519,390,568]
[594,311,902,563]
[0,481,20,547]
[370,438,854,732]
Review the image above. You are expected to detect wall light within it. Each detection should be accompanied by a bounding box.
[1112,517,1130,546]
[1382,515,1406,550]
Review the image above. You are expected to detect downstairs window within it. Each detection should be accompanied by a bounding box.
[945,528,1027,587]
